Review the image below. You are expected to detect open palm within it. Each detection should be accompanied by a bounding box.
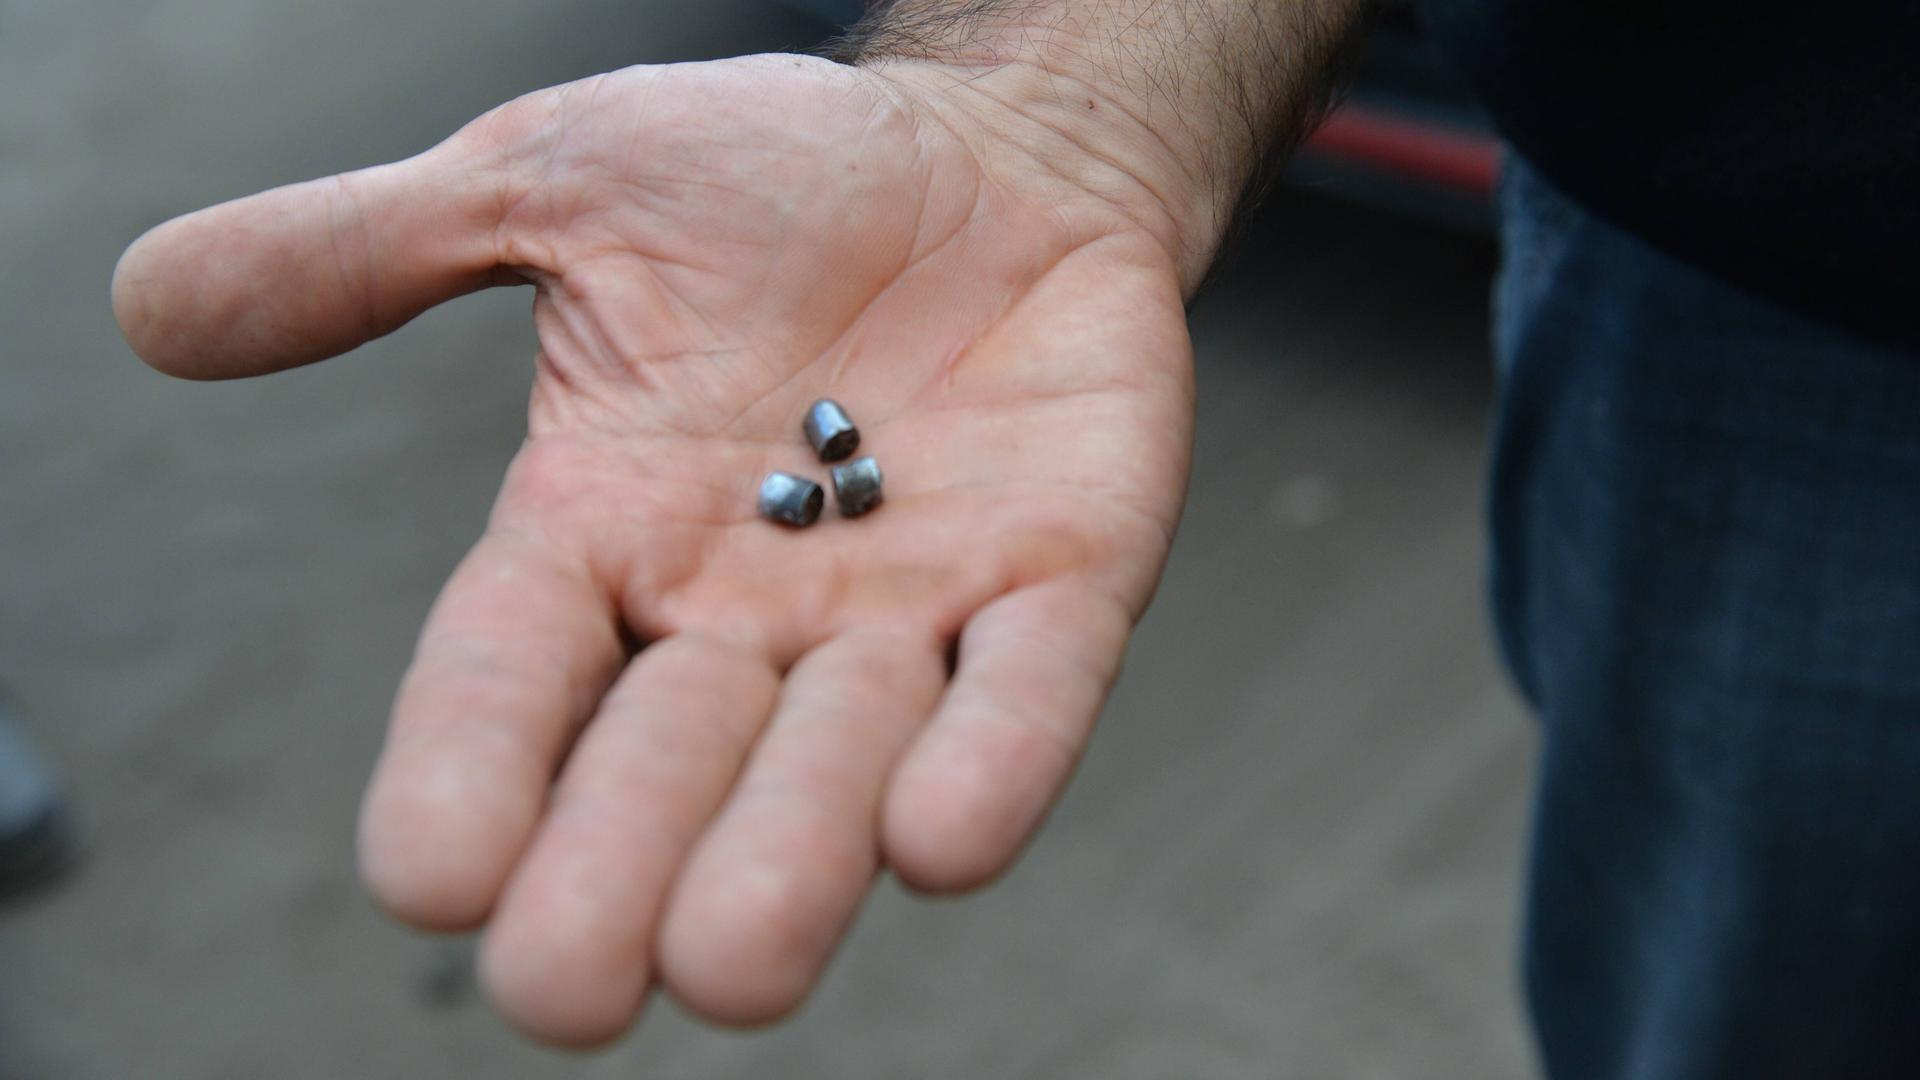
[114,53,1195,1044]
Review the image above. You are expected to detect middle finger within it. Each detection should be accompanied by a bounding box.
[656,626,946,1025]
[479,633,780,1045]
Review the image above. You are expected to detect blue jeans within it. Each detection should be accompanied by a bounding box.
[1492,158,1920,1078]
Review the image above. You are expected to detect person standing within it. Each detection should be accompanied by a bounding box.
[112,0,1918,1072]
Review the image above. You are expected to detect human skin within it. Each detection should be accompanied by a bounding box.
[111,0,1359,1048]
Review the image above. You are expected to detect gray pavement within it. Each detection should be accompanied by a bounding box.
[0,2,1535,1076]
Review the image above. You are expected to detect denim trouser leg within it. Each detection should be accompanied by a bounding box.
[1491,157,1920,1079]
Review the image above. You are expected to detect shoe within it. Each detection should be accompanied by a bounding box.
[0,698,74,903]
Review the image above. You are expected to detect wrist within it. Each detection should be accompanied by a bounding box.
[835,0,1362,291]
[865,57,1232,291]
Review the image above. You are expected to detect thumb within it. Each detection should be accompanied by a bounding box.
[112,136,505,380]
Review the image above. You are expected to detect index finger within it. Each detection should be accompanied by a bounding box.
[359,528,626,930]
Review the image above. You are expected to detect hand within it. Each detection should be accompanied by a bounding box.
[113,53,1195,1044]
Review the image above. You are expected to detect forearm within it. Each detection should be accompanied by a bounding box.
[832,0,1364,285]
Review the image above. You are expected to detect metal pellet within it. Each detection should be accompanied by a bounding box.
[802,398,860,463]
[829,456,884,517]
[758,471,824,527]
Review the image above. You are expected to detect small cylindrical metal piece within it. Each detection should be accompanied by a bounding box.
[802,399,860,462]
[829,456,884,517]
[758,472,824,527]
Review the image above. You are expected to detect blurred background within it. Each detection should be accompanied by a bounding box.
[0,1,1534,1076]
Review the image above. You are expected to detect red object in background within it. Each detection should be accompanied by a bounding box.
[1305,103,1501,197]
